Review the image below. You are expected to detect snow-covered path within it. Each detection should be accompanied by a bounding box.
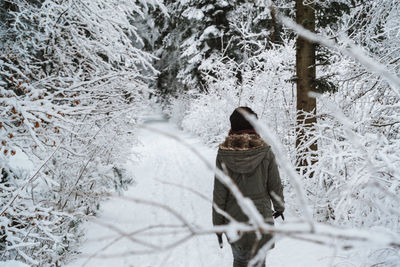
[67,116,336,267]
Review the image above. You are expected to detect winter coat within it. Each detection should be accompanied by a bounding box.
[212,133,285,251]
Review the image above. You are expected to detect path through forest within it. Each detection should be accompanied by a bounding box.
[67,114,337,267]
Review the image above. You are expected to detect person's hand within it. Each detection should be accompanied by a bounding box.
[272,211,285,221]
[216,233,223,248]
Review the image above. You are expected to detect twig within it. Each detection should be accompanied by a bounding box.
[1,139,64,217]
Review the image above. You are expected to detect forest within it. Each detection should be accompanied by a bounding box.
[1,0,399,266]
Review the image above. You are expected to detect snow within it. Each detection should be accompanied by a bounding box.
[66,115,338,267]
[268,238,336,266]
[0,261,30,267]
[8,147,34,173]
[182,7,204,20]
[200,26,221,40]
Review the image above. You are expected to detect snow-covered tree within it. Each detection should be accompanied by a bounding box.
[153,0,276,94]
[0,0,163,264]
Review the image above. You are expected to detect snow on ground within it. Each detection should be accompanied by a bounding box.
[66,115,337,267]
[0,261,30,267]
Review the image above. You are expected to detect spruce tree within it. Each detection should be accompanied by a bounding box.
[153,0,276,95]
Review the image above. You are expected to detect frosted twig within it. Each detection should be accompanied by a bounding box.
[274,12,400,96]
[0,138,64,217]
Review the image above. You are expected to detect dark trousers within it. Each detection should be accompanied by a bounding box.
[231,245,266,267]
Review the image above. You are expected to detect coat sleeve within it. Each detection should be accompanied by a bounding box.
[267,150,285,213]
[212,156,229,226]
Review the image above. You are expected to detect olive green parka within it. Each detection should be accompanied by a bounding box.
[212,133,285,250]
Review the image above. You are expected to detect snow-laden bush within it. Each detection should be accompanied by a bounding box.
[0,0,162,265]
[171,40,296,148]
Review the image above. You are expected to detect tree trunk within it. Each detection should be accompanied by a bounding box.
[295,0,317,174]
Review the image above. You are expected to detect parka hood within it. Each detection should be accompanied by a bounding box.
[218,134,269,174]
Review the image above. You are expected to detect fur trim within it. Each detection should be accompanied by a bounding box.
[219,134,267,151]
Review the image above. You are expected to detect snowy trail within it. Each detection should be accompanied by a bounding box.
[67,115,336,267]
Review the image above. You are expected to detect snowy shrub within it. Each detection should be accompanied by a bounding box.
[0,0,162,265]
[167,94,191,129]
[173,40,296,148]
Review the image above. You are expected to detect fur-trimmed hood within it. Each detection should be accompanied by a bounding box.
[217,134,270,174]
[219,133,267,151]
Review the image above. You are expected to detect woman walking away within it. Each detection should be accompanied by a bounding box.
[212,107,285,267]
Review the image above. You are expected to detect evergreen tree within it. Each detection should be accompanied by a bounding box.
[153,0,276,95]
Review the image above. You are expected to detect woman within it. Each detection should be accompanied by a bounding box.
[212,107,285,267]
